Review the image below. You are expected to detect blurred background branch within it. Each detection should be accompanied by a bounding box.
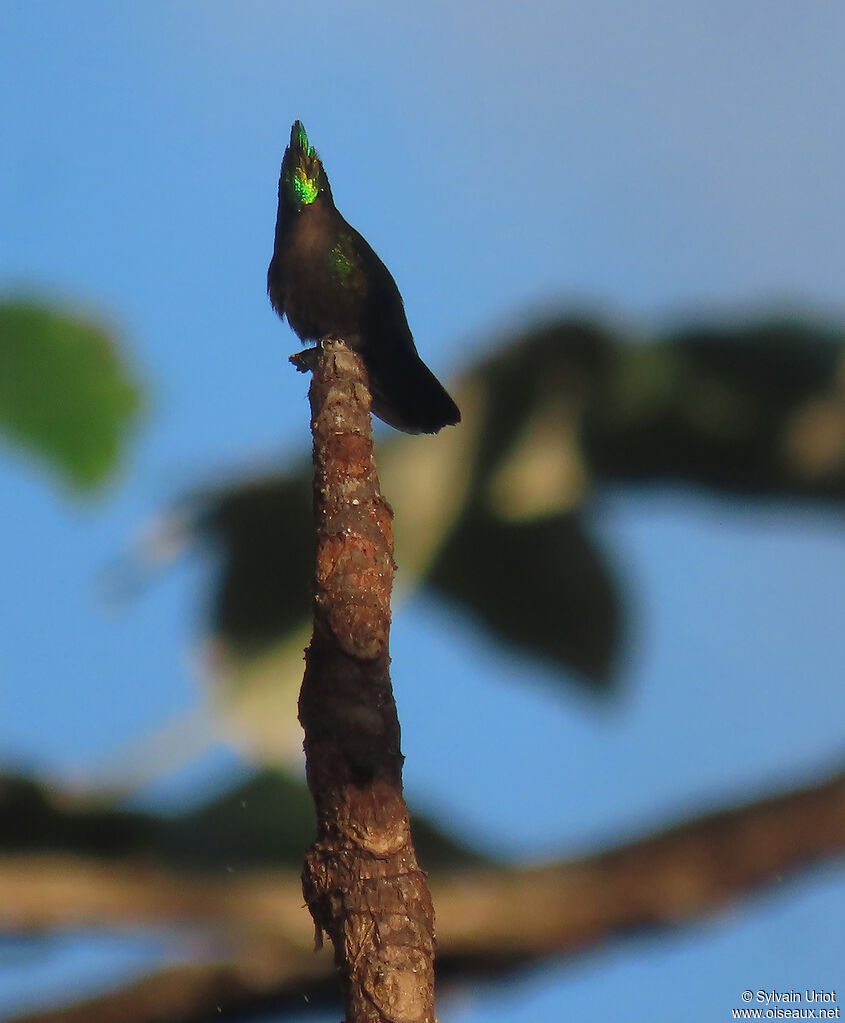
[4,762,843,1023]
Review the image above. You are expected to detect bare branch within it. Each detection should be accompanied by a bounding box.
[0,859,308,940]
[297,339,436,1022]
[3,947,336,1023]
[4,764,845,1023]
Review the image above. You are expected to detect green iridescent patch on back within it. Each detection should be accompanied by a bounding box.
[330,235,357,282]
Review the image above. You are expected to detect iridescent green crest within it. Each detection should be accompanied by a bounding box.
[283,119,323,207]
[292,168,319,205]
[291,120,313,156]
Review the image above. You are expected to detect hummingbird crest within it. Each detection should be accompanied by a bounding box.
[281,120,331,209]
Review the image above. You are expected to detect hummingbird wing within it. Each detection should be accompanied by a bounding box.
[347,231,460,434]
[266,252,285,321]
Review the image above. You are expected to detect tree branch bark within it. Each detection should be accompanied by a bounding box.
[294,338,435,1023]
[4,763,845,1023]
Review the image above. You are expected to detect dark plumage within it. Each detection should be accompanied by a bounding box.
[268,121,461,434]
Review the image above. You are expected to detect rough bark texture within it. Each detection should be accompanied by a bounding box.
[295,338,436,1023]
[5,763,845,1023]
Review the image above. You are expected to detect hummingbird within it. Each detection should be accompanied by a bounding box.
[267,121,461,434]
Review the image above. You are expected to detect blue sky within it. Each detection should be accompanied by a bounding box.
[2,2,844,1020]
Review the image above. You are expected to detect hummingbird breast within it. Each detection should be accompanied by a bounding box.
[278,206,367,343]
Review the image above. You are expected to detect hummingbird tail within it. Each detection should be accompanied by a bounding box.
[365,344,461,435]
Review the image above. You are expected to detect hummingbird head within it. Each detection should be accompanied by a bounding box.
[280,120,333,211]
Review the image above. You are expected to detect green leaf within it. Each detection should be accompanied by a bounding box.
[0,299,142,489]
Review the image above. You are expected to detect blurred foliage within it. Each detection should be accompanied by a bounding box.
[0,769,488,872]
[0,299,142,489]
[172,315,845,758]
[4,306,845,1022]
[586,319,845,494]
[7,304,845,839]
